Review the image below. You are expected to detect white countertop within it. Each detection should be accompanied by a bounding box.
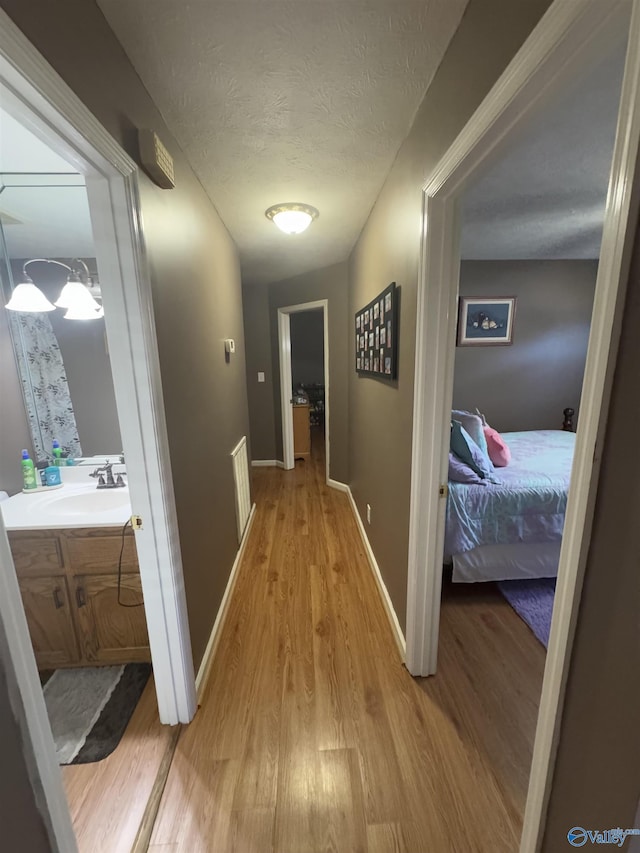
[1,467,131,530]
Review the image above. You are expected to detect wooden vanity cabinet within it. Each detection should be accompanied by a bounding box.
[73,573,149,663]
[18,576,81,668]
[8,527,150,670]
[293,403,311,460]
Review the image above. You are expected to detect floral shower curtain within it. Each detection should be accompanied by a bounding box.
[9,312,82,461]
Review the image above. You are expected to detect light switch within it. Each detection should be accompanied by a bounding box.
[257,372,265,383]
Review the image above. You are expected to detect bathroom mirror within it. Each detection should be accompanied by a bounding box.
[0,107,122,478]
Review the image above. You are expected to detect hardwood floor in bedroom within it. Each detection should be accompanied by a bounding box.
[149,434,546,852]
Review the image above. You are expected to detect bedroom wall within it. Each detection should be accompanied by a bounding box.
[348,0,553,632]
[0,0,251,668]
[453,260,598,431]
[291,310,324,387]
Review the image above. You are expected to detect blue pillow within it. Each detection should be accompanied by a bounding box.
[452,409,489,458]
[450,421,499,483]
[448,452,487,485]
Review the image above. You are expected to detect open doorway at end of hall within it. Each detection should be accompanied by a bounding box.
[277,299,330,486]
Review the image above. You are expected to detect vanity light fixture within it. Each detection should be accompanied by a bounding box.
[265,202,319,235]
[4,258,103,318]
[55,272,101,313]
[4,273,56,312]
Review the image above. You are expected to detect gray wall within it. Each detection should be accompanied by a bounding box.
[270,262,349,483]
[291,310,324,387]
[453,260,597,431]
[542,212,640,849]
[0,303,34,495]
[0,0,251,669]
[348,0,553,632]
[243,261,349,482]
[242,283,277,461]
[0,662,50,852]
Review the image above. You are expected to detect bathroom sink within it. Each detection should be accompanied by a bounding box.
[44,489,130,517]
[0,483,132,530]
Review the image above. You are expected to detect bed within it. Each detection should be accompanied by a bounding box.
[445,429,576,582]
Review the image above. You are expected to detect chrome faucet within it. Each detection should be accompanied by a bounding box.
[90,462,126,490]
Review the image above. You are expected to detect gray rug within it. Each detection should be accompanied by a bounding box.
[43,663,151,765]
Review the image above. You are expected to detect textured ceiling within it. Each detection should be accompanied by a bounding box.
[461,38,626,260]
[98,0,469,285]
[0,105,95,259]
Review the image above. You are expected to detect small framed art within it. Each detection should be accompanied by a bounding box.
[457,296,516,346]
[355,282,398,379]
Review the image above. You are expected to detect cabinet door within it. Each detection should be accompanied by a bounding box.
[18,577,80,669]
[293,405,310,457]
[73,574,151,664]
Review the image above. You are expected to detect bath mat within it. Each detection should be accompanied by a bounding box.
[43,663,151,765]
[497,578,556,648]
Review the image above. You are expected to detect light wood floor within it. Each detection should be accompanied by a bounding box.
[62,677,174,853]
[148,437,546,852]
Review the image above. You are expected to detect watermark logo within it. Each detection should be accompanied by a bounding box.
[567,826,640,847]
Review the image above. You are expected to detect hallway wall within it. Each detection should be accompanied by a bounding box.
[243,261,349,483]
[242,283,277,461]
[347,0,553,632]
[0,0,251,668]
[270,262,349,483]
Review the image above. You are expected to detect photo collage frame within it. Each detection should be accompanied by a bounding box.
[355,282,398,379]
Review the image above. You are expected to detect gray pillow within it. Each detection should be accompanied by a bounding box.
[450,421,499,483]
[452,409,489,458]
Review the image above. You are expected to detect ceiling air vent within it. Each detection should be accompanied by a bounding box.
[137,129,175,189]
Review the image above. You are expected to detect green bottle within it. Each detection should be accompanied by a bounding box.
[52,439,63,466]
[21,449,38,490]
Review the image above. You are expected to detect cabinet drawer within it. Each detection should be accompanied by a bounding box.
[64,530,139,575]
[9,533,64,577]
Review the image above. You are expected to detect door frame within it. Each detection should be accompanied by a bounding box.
[0,12,198,848]
[405,0,640,850]
[277,300,330,478]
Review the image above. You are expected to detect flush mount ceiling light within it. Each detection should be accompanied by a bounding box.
[265,202,319,235]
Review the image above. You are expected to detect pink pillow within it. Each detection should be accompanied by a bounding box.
[483,425,511,467]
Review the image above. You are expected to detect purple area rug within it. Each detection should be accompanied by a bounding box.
[497,579,556,647]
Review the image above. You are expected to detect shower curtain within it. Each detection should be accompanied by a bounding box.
[9,311,82,461]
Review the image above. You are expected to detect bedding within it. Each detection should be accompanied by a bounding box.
[445,429,575,582]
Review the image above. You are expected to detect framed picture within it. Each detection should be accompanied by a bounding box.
[457,297,516,346]
[354,282,398,379]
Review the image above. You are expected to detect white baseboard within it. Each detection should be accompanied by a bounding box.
[327,478,349,493]
[344,487,406,658]
[195,503,257,700]
[251,459,285,469]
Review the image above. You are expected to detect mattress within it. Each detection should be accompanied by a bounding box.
[445,430,575,580]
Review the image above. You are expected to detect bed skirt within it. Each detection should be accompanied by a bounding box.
[452,541,561,583]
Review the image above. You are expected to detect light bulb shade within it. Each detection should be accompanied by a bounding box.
[63,303,103,320]
[55,280,101,311]
[5,282,56,312]
[265,203,319,235]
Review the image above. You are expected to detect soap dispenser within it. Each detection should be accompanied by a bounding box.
[21,450,38,491]
[52,439,63,466]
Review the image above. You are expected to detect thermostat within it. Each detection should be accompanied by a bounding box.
[224,339,235,354]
